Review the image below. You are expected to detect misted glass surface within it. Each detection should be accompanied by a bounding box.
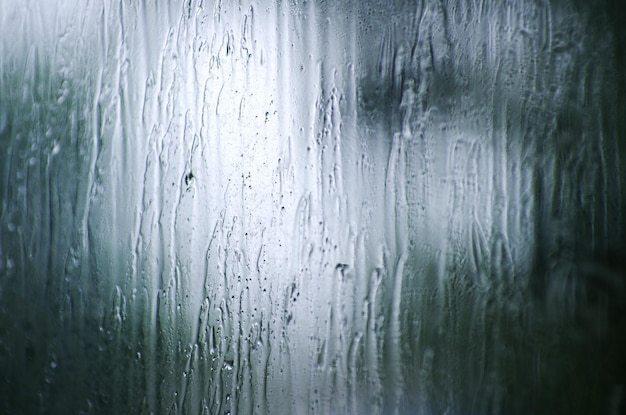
[1,1,625,414]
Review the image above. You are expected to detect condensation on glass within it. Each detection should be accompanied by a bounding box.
[0,0,624,414]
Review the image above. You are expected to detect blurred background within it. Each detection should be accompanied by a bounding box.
[0,0,625,413]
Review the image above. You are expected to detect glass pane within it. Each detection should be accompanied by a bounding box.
[1,1,624,414]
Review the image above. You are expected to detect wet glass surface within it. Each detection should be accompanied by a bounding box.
[1,1,625,413]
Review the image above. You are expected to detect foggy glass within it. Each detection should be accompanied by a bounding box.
[1,0,624,414]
